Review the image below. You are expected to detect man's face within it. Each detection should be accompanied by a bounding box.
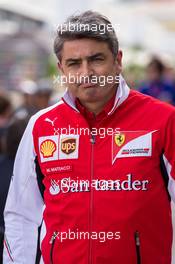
[58,38,122,104]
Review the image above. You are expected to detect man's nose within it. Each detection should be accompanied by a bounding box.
[79,61,94,78]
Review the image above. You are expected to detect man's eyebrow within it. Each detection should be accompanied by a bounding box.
[88,53,105,60]
[65,58,81,65]
[65,53,105,64]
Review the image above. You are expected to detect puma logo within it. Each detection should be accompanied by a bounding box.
[45,117,58,127]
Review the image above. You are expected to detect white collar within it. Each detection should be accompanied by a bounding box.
[62,75,130,115]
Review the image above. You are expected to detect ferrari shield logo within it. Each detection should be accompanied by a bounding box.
[115,134,125,147]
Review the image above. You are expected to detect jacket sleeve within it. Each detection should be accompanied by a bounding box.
[3,116,44,263]
[163,111,175,203]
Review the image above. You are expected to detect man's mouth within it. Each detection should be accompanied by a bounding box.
[78,83,97,89]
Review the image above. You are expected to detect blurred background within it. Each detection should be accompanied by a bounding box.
[0,0,175,105]
[0,0,175,262]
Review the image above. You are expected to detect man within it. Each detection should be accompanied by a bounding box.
[15,79,53,121]
[139,57,175,105]
[3,10,175,264]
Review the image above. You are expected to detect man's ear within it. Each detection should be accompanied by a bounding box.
[115,50,123,74]
[57,62,64,74]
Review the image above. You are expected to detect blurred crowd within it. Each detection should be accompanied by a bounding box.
[0,78,54,262]
[0,56,175,261]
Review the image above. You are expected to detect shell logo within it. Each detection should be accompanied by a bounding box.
[40,140,57,158]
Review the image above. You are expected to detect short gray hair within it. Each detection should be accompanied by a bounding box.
[54,10,119,62]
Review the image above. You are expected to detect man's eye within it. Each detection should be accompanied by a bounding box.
[92,57,104,62]
[68,62,79,67]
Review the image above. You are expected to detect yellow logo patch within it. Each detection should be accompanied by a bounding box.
[40,140,57,158]
[115,134,125,147]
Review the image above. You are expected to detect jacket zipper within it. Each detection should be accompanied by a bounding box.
[89,134,96,264]
[134,231,141,264]
[50,231,58,264]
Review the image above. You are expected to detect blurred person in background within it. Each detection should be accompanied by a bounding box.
[15,80,39,120]
[0,101,42,263]
[0,80,52,262]
[35,78,53,110]
[139,57,175,105]
[0,116,36,263]
[3,79,52,263]
[15,79,53,121]
[0,94,13,263]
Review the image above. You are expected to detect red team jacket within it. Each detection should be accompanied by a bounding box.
[3,77,175,263]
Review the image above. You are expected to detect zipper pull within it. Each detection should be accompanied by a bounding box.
[134,231,141,264]
[49,231,58,244]
[90,134,96,144]
[135,231,140,246]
